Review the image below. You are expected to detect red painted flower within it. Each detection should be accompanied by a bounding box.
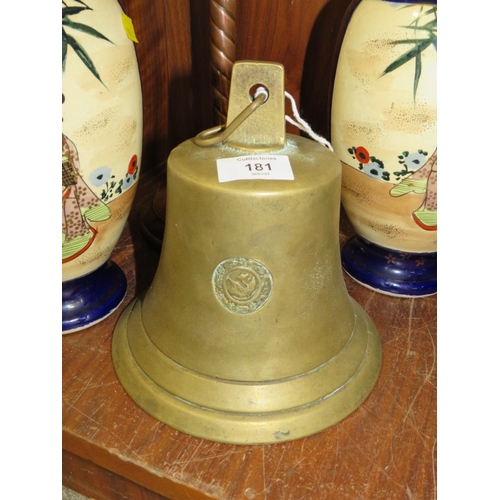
[128,154,138,175]
[355,146,370,164]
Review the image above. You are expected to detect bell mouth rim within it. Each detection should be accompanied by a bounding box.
[111,298,382,445]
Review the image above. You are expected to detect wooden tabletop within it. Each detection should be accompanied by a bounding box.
[62,167,437,500]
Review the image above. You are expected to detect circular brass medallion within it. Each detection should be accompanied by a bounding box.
[212,257,273,314]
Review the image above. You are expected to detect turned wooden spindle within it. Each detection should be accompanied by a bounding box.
[210,0,237,125]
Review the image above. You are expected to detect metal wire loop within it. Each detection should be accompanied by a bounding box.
[194,92,267,147]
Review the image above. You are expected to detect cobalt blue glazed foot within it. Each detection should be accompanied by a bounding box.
[341,236,437,298]
[62,260,127,334]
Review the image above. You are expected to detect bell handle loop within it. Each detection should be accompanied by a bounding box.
[194,93,267,147]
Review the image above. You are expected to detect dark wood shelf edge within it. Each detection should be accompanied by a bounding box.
[63,429,218,500]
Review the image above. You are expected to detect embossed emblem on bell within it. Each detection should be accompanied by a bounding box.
[112,61,383,444]
[212,257,274,314]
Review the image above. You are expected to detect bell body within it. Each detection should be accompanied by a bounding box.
[145,136,354,381]
[113,134,382,444]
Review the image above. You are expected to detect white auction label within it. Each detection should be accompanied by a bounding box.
[216,155,294,183]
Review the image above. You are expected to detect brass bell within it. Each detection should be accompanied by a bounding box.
[112,61,382,444]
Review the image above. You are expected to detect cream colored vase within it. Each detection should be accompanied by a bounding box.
[331,0,437,297]
[62,0,143,332]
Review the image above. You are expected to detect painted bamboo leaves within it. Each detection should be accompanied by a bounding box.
[381,4,437,101]
[62,1,114,86]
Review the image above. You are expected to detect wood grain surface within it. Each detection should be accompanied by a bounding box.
[62,168,437,500]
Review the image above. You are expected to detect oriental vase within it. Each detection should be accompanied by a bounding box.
[331,0,437,296]
[62,0,143,331]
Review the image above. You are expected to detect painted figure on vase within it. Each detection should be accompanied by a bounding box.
[62,133,111,263]
[390,148,437,231]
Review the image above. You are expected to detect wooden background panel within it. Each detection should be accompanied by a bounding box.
[119,0,212,174]
[300,0,359,139]
[119,0,355,174]
[235,0,353,138]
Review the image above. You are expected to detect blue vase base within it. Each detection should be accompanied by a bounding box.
[62,260,127,334]
[341,236,437,298]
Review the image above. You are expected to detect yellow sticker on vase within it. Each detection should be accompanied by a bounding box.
[122,13,139,43]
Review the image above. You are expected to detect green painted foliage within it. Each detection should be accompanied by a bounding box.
[62,1,114,86]
[381,5,437,102]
